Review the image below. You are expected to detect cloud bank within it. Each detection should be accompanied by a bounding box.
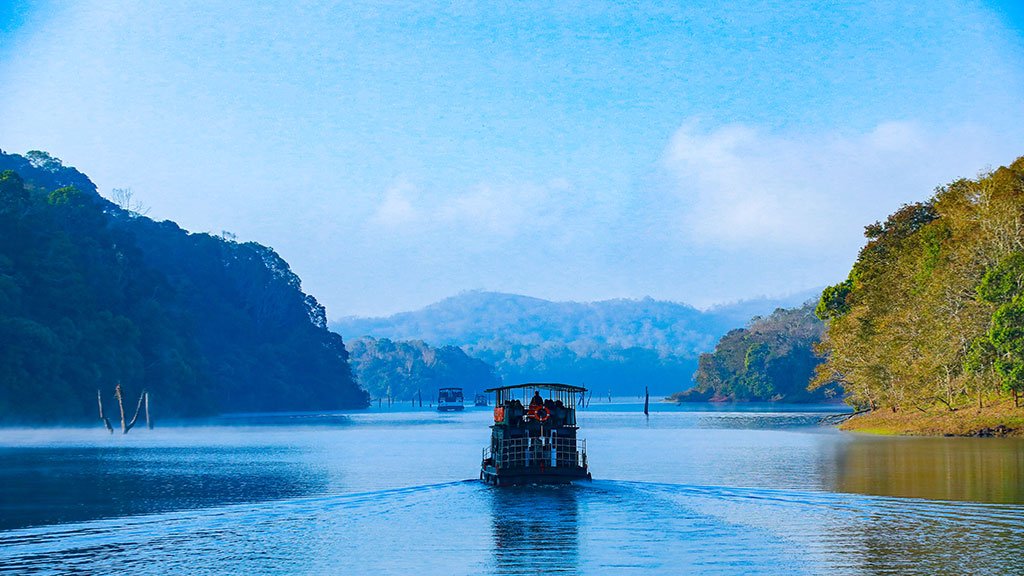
[660,120,1009,254]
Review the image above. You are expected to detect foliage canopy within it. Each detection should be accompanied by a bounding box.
[0,151,368,423]
[814,156,1024,410]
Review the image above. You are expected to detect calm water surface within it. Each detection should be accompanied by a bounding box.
[1,402,1022,575]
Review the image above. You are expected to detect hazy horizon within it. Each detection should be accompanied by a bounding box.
[3,1,1022,317]
[330,286,824,321]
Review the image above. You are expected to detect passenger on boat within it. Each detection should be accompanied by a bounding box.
[510,400,524,424]
[543,398,556,425]
[529,391,543,408]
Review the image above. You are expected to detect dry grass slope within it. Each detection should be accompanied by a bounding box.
[841,395,1024,437]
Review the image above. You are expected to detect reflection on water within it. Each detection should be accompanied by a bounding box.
[0,404,1022,575]
[490,485,579,574]
[0,446,326,531]
[835,435,1024,503]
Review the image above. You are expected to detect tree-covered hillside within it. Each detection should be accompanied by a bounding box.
[814,156,1024,414]
[348,337,499,400]
[670,302,830,403]
[334,290,817,395]
[0,150,368,423]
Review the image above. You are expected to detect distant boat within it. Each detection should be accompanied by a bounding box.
[474,393,488,407]
[437,387,465,412]
[480,382,591,486]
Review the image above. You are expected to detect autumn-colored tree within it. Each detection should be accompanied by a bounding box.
[814,156,1024,411]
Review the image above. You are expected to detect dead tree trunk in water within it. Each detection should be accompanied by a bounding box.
[97,390,113,434]
[113,383,148,434]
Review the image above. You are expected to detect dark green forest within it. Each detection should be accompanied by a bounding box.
[670,302,831,403]
[0,150,368,423]
[348,336,499,400]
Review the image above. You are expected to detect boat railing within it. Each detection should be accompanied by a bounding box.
[482,436,587,470]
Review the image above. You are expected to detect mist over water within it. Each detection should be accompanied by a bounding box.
[1,403,1022,575]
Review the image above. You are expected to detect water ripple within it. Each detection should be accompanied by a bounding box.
[2,480,1021,575]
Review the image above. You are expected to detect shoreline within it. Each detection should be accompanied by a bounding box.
[839,397,1024,437]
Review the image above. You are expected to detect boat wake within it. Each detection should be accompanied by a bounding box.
[2,479,1022,575]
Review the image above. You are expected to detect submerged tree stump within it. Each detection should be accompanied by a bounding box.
[98,383,150,434]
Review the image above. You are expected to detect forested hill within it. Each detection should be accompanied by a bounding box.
[670,302,831,403]
[0,150,368,424]
[333,290,819,395]
[348,337,500,400]
[814,155,1024,414]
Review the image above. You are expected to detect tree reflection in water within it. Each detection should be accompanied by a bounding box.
[834,435,1024,503]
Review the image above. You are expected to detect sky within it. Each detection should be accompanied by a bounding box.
[1,1,1023,318]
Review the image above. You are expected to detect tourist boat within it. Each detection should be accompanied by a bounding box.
[437,387,465,412]
[473,393,488,407]
[480,383,591,486]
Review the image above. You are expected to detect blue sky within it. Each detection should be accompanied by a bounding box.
[2,1,1023,317]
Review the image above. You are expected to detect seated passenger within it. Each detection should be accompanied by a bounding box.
[553,400,566,427]
[511,400,524,424]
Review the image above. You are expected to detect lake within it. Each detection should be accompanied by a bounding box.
[1,401,1022,575]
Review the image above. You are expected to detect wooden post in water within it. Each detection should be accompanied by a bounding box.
[418,389,423,408]
[644,386,649,416]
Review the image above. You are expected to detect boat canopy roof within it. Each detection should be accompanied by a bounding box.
[484,382,587,394]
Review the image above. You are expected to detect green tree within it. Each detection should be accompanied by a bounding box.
[0,170,27,215]
[990,296,1024,394]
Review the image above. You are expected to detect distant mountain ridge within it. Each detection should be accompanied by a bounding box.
[332,290,821,395]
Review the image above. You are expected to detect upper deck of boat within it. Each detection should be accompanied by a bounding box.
[484,382,587,394]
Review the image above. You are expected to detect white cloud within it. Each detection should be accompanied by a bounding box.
[367,177,594,243]
[660,119,1015,251]
[369,181,419,228]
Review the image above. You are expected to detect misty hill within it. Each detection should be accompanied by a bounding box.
[0,150,368,423]
[333,290,820,395]
[348,337,499,400]
[670,302,832,403]
[703,288,824,328]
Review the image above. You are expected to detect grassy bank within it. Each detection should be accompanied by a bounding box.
[840,396,1024,437]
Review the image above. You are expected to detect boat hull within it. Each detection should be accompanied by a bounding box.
[437,405,465,412]
[480,464,591,486]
